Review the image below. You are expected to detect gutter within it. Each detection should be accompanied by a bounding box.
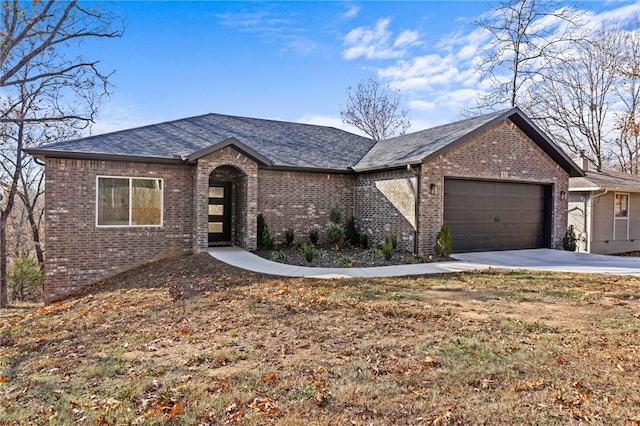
[406,164,421,255]
[586,189,609,253]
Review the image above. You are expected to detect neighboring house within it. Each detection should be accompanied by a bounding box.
[25,107,582,302]
[569,158,640,254]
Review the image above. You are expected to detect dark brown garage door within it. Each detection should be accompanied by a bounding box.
[444,179,551,253]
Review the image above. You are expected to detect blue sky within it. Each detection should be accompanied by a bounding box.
[88,1,640,137]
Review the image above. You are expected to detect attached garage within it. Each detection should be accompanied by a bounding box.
[444,178,552,253]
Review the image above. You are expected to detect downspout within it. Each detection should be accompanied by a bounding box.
[587,189,608,253]
[407,164,420,255]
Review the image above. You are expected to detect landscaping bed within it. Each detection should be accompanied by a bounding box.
[253,244,449,268]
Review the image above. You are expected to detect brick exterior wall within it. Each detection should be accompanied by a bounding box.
[41,120,570,302]
[355,169,417,252]
[257,169,355,245]
[43,158,194,303]
[418,119,569,254]
[193,147,258,252]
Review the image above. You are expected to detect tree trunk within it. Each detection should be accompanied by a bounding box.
[0,218,8,307]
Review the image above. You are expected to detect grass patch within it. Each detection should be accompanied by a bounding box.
[2,254,640,424]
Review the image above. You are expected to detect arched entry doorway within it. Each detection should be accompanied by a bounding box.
[208,165,248,246]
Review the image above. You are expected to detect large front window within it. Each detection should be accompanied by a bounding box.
[97,177,163,226]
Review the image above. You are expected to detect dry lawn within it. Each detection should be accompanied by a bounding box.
[1,253,640,425]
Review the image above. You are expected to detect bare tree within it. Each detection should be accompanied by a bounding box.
[613,17,640,174]
[531,27,623,171]
[471,0,583,113]
[341,77,411,141]
[0,0,123,307]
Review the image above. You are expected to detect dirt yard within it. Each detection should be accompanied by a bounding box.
[1,253,640,425]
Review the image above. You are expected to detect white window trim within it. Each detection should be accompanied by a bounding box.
[96,175,164,228]
[613,192,630,241]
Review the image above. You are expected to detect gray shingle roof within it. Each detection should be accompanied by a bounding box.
[353,109,509,171]
[26,113,376,171]
[353,107,583,177]
[24,107,583,177]
[570,169,640,192]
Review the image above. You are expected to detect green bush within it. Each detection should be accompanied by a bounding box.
[270,250,286,262]
[434,223,452,257]
[345,216,360,247]
[326,224,343,250]
[381,239,394,261]
[285,228,295,245]
[309,227,319,244]
[257,214,267,248]
[302,243,316,262]
[363,247,383,259]
[385,231,398,249]
[563,225,577,251]
[262,227,275,251]
[329,202,343,225]
[360,233,369,249]
[9,257,43,302]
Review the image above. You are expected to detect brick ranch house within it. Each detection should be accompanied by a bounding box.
[25,107,583,302]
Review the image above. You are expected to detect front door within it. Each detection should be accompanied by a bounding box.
[208,181,231,245]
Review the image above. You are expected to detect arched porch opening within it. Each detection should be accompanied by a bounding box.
[208,165,249,247]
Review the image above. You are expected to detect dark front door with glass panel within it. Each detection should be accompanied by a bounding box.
[208,181,231,245]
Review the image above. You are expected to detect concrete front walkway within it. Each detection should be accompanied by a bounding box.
[208,247,640,278]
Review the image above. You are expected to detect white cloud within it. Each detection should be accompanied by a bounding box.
[342,18,420,60]
[297,114,369,136]
[408,100,436,111]
[341,4,360,20]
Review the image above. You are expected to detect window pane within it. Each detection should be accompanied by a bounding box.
[616,194,629,217]
[209,222,223,233]
[209,187,224,198]
[97,178,130,225]
[132,179,162,225]
[209,205,224,216]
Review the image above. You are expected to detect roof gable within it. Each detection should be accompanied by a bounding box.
[353,107,583,177]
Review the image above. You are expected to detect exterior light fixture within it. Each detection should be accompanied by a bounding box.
[429,183,439,195]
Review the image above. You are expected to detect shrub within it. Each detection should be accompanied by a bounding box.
[309,227,319,244]
[285,228,295,245]
[9,257,43,302]
[360,233,369,249]
[385,231,398,249]
[302,243,316,262]
[338,255,355,266]
[326,224,343,250]
[262,227,275,251]
[563,225,577,251]
[270,250,286,262]
[363,247,383,259]
[345,216,360,247]
[434,223,452,257]
[381,238,394,261]
[329,202,343,225]
[257,214,267,248]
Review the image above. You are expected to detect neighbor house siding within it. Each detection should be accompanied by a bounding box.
[257,169,355,245]
[418,119,569,254]
[355,168,417,252]
[590,192,640,254]
[568,192,589,252]
[44,157,194,303]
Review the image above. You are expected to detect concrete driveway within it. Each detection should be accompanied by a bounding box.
[453,249,640,276]
[209,247,640,278]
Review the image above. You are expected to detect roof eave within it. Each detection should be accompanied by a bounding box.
[352,160,423,173]
[22,149,186,165]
